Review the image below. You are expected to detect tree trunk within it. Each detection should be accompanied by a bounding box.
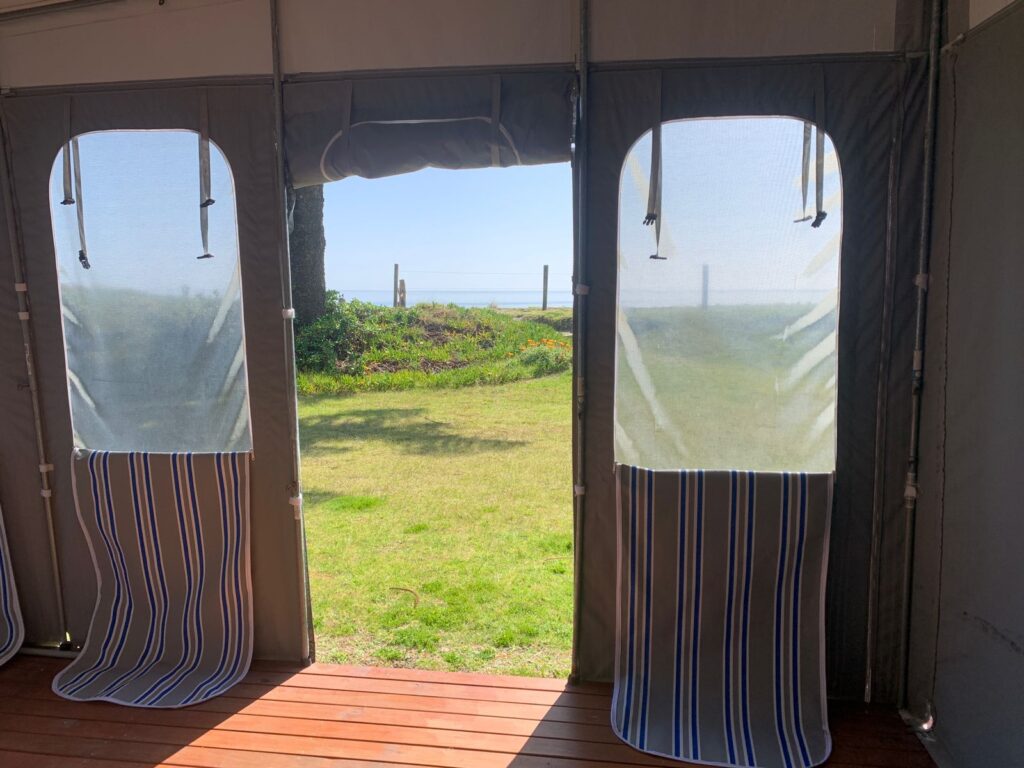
[288,184,327,325]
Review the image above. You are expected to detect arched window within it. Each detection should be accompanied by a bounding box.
[615,117,841,472]
[49,130,251,452]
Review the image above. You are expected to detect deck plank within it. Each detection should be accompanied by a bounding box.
[0,655,936,768]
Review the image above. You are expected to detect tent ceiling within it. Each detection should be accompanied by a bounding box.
[279,0,577,75]
[0,0,271,88]
[0,0,940,89]
[970,0,1018,25]
[590,0,902,60]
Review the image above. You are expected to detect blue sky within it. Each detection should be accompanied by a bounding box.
[323,164,574,295]
[50,119,839,307]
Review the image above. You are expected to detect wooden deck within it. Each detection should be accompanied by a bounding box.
[0,656,935,767]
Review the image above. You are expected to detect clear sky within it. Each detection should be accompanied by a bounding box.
[322,164,574,296]
[50,119,839,307]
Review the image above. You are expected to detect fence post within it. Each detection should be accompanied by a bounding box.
[542,264,549,310]
[398,278,407,308]
[701,263,709,309]
[393,263,400,307]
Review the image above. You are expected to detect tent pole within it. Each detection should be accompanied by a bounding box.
[269,0,312,666]
[569,0,589,685]
[898,0,942,712]
[0,97,70,646]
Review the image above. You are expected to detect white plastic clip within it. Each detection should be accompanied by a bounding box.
[574,284,590,296]
[289,494,303,519]
[282,308,296,320]
[40,489,52,498]
[17,311,29,320]
[904,483,918,501]
[914,273,930,291]
[39,463,53,473]
[573,484,586,497]
[14,282,27,292]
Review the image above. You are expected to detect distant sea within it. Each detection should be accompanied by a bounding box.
[336,288,829,309]
[337,289,574,308]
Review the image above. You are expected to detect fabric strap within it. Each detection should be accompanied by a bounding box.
[644,72,663,258]
[61,98,74,206]
[612,466,833,768]
[812,67,827,229]
[198,90,215,259]
[71,138,90,270]
[795,121,812,223]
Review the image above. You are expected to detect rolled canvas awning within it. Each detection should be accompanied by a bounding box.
[283,72,575,187]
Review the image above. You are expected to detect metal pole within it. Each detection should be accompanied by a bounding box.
[393,263,399,307]
[270,0,311,665]
[701,263,709,309]
[569,0,589,684]
[542,264,549,310]
[0,99,69,645]
[899,0,942,711]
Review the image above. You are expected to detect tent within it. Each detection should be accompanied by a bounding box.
[0,0,1019,764]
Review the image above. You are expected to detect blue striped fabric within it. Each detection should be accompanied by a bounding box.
[613,466,833,768]
[53,451,252,708]
[0,502,24,667]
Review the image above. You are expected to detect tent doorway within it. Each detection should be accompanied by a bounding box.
[295,163,575,676]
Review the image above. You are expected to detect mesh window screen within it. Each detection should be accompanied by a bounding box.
[615,117,841,472]
[49,130,251,453]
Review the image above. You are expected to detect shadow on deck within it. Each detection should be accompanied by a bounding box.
[0,655,935,767]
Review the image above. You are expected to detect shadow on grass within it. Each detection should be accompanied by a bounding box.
[299,406,526,457]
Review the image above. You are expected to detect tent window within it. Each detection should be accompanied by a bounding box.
[48,130,252,453]
[615,117,841,472]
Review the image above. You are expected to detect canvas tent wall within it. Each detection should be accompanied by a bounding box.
[905,3,1024,765]
[0,1,1017,763]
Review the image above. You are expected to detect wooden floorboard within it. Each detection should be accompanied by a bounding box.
[0,656,936,768]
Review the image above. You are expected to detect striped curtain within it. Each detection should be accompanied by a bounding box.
[0,502,24,666]
[613,466,833,768]
[54,451,252,707]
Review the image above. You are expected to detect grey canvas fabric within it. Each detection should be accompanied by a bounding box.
[614,466,832,767]
[53,451,252,707]
[579,59,928,703]
[284,71,574,188]
[0,501,24,666]
[908,4,1024,764]
[0,85,306,662]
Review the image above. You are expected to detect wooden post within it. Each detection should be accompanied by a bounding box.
[398,279,407,308]
[701,263,709,309]
[542,264,549,310]
[393,263,399,307]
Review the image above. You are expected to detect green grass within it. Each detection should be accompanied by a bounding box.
[496,307,573,333]
[300,372,574,677]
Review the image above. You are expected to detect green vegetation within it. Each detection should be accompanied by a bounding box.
[497,307,574,333]
[300,373,573,676]
[295,293,572,395]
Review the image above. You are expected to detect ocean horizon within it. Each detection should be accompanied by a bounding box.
[334,289,574,308]
[332,288,829,309]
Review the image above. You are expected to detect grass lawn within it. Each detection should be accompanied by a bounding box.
[299,372,574,677]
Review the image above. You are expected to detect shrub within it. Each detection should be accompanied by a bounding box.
[517,339,572,376]
[294,296,572,392]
